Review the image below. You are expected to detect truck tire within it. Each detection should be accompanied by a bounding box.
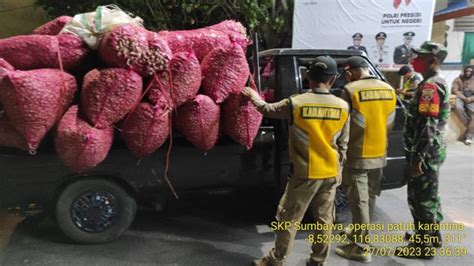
[55,178,136,244]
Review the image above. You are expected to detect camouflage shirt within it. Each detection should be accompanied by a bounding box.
[403,72,450,171]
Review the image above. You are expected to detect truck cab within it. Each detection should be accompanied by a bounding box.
[0,49,406,244]
[258,49,406,191]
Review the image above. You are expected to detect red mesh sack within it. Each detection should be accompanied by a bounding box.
[57,33,90,69]
[201,44,250,103]
[160,30,229,63]
[33,16,73,35]
[0,115,27,150]
[0,59,14,115]
[222,91,263,149]
[122,98,171,158]
[148,50,201,108]
[0,33,88,70]
[81,68,142,129]
[206,20,248,49]
[158,20,248,62]
[99,25,172,76]
[175,95,220,151]
[0,60,14,112]
[0,69,77,151]
[0,58,14,77]
[55,105,114,172]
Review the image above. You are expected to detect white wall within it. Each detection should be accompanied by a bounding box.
[431,0,464,64]
[442,70,462,94]
[445,19,465,63]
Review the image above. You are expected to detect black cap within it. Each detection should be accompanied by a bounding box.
[464,65,473,71]
[308,56,338,79]
[352,33,363,39]
[343,56,369,70]
[403,31,415,37]
[375,32,387,39]
[398,65,412,75]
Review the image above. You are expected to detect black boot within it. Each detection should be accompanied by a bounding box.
[306,258,325,266]
[430,230,442,248]
[405,230,442,247]
[397,229,436,260]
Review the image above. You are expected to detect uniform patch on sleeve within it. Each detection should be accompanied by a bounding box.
[418,83,440,117]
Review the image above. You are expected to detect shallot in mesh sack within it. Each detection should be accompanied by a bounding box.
[147,50,201,108]
[0,58,14,77]
[122,98,171,158]
[0,116,27,150]
[33,16,73,35]
[57,33,91,69]
[222,91,263,149]
[99,24,172,76]
[158,20,248,62]
[201,43,250,103]
[206,20,248,49]
[0,69,77,152]
[0,59,13,115]
[0,33,88,70]
[175,95,220,151]
[81,68,142,129]
[55,105,114,172]
[0,59,14,115]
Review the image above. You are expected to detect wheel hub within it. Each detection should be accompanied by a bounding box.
[71,191,118,233]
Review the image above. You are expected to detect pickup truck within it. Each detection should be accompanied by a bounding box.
[0,49,406,244]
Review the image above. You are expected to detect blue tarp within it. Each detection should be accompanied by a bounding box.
[434,0,469,16]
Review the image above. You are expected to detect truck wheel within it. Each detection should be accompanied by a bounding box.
[55,179,136,244]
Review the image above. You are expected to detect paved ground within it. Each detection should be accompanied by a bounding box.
[0,141,472,266]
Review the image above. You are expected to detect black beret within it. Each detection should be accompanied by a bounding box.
[375,32,387,39]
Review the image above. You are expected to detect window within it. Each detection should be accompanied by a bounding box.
[297,56,380,92]
[258,57,276,103]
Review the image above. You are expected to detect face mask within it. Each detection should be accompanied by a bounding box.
[412,57,425,73]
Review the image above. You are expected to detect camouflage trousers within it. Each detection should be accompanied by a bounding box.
[407,165,443,234]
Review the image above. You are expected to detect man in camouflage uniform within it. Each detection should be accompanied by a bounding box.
[397,42,449,260]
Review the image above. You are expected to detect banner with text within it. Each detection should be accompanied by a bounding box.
[292,0,436,69]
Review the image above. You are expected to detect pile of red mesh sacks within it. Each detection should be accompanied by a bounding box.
[0,17,263,172]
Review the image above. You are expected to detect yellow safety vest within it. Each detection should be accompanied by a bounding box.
[344,77,396,166]
[289,91,349,179]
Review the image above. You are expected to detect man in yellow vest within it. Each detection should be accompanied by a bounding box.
[335,56,396,263]
[243,56,350,266]
[397,65,423,103]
